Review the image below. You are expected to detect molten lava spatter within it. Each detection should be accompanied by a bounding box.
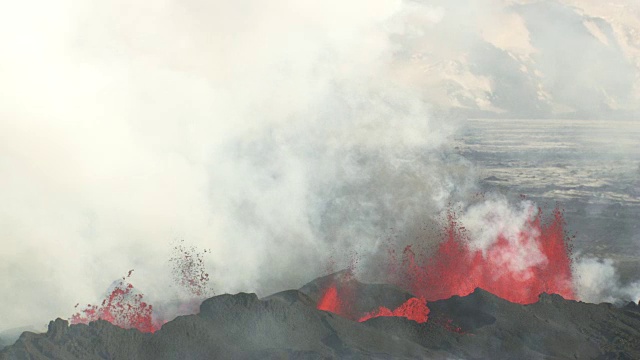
[169,240,213,298]
[315,270,361,319]
[70,271,162,333]
[359,297,429,323]
[71,242,216,333]
[397,207,574,304]
[316,203,575,324]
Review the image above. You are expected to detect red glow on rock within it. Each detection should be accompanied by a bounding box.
[70,271,162,333]
[317,285,342,314]
[433,318,466,334]
[398,207,574,304]
[359,297,429,323]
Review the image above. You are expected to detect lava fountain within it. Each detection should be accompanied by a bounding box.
[70,271,161,333]
[71,242,214,333]
[317,202,575,323]
[396,206,575,304]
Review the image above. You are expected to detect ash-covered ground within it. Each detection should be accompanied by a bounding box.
[2,273,640,360]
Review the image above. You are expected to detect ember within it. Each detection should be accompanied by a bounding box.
[70,271,161,333]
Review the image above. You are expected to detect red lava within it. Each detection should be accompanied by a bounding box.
[70,271,162,333]
[398,207,574,304]
[71,242,215,332]
[169,240,213,298]
[317,204,575,326]
[359,297,429,323]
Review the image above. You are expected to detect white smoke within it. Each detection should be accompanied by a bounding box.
[458,195,548,274]
[0,0,472,330]
[574,257,640,304]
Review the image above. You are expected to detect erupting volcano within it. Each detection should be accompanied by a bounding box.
[5,203,640,359]
[70,242,214,333]
[396,206,574,304]
[67,201,575,336]
[358,297,430,323]
[317,204,575,323]
[70,271,161,333]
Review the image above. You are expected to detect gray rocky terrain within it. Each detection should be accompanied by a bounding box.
[2,275,640,360]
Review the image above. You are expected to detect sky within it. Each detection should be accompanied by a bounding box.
[1,0,639,331]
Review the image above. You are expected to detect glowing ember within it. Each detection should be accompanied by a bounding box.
[70,271,161,333]
[315,269,360,319]
[317,285,342,314]
[169,240,213,298]
[359,297,429,323]
[397,206,574,304]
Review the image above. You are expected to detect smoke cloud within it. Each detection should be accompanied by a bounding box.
[1,0,638,332]
[574,257,640,304]
[0,0,471,330]
[459,196,547,273]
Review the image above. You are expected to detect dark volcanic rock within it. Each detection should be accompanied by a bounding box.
[0,290,444,359]
[2,283,640,359]
[299,270,416,319]
[364,288,640,359]
[0,327,38,352]
[1,319,149,359]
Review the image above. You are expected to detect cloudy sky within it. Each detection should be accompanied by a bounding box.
[1,0,639,331]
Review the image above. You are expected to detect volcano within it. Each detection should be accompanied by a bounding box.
[3,205,639,359]
[2,274,640,359]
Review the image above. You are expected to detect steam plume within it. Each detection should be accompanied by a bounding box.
[1,0,639,332]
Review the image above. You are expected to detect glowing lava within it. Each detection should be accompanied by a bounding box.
[70,271,162,333]
[359,297,429,323]
[398,207,574,304]
[316,204,575,324]
[71,242,215,333]
[169,240,213,298]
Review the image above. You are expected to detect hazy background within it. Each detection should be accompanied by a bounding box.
[1,0,639,334]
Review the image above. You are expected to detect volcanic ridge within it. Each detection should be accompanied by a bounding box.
[2,272,640,360]
[3,206,640,359]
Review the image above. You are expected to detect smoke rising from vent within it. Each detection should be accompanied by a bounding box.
[1,0,639,332]
[0,0,467,330]
[575,257,640,304]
